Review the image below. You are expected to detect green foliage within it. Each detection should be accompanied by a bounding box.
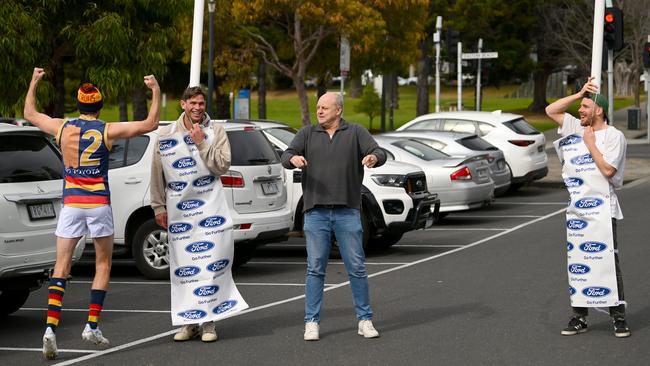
[353,84,381,129]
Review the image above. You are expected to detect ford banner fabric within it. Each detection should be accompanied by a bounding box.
[161,122,248,325]
[554,134,620,308]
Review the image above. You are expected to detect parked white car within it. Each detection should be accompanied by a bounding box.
[102,121,292,279]
[250,120,439,249]
[397,111,548,189]
[0,124,84,316]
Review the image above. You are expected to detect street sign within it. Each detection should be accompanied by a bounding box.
[461,52,498,60]
[340,36,350,74]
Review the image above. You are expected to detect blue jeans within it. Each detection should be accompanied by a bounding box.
[303,207,373,323]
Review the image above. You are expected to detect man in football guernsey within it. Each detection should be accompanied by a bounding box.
[24,67,161,359]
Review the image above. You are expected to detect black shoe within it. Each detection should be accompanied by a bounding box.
[613,318,631,338]
[561,316,588,336]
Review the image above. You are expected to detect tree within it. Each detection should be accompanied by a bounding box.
[354,83,381,130]
[233,0,384,126]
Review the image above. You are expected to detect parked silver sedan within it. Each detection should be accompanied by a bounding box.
[374,136,494,214]
[385,131,510,196]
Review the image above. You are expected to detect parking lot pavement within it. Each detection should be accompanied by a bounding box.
[2,183,650,365]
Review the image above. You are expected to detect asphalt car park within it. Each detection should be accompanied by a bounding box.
[2,176,650,365]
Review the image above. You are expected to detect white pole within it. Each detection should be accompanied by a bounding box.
[457,42,462,111]
[476,38,482,111]
[340,76,345,113]
[590,0,605,89]
[646,35,650,144]
[189,0,205,87]
[607,48,614,125]
[434,16,442,113]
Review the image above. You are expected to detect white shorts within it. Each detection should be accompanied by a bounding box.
[55,205,114,238]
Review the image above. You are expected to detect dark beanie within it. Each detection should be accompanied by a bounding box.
[77,83,103,113]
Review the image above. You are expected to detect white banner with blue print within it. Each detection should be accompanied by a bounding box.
[555,134,620,307]
[160,121,248,325]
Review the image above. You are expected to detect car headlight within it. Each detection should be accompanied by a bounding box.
[371,174,407,187]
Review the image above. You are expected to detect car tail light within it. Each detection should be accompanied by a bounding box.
[243,126,256,132]
[487,155,495,163]
[508,139,535,147]
[450,166,472,181]
[234,223,252,230]
[220,171,244,187]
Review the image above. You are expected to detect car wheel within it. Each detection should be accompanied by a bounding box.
[132,218,170,280]
[233,244,257,267]
[372,232,403,248]
[0,289,30,317]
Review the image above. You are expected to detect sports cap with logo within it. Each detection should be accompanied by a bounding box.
[77,82,103,113]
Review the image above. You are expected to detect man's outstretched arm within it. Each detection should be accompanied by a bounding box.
[23,68,65,136]
[107,75,161,141]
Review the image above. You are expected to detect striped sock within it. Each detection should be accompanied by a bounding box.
[46,277,67,332]
[86,289,107,329]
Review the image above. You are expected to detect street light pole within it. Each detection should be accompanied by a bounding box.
[207,0,216,117]
[434,16,442,113]
[476,38,482,111]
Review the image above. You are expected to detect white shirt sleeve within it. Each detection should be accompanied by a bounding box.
[602,129,627,189]
[558,113,582,137]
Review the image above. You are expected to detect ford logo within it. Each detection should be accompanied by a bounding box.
[207,259,230,273]
[174,265,201,278]
[570,154,594,165]
[185,241,215,254]
[582,287,611,298]
[193,175,216,187]
[213,300,237,314]
[172,157,197,169]
[159,138,178,151]
[177,309,207,320]
[567,242,574,251]
[567,219,588,231]
[169,222,193,234]
[569,286,576,296]
[575,197,604,209]
[579,241,607,253]
[568,263,591,275]
[177,199,205,211]
[559,135,582,146]
[184,135,196,145]
[168,181,188,192]
[193,285,219,297]
[199,215,226,228]
[564,177,584,188]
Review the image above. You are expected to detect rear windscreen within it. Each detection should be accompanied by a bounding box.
[0,135,63,183]
[265,127,298,147]
[457,136,498,151]
[227,130,280,165]
[503,118,540,135]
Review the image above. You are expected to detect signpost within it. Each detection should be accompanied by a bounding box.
[340,35,350,110]
[457,42,462,110]
[461,42,498,111]
[434,16,442,113]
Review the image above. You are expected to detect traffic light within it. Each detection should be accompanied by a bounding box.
[604,7,623,51]
[643,42,650,69]
[445,28,460,56]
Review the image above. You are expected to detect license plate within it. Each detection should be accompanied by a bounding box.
[478,168,488,178]
[27,202,56,220]
[261,181,279,195]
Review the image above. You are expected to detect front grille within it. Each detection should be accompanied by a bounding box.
[405,173,427,194]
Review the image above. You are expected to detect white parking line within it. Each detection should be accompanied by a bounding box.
[394,244,465,248]
[453,215,543,218]
[493,201,567,205]
[248,261,409,265]
[0,347,96,354]
[21,308,171,314]
[53,206,567,366]
[70,281,314,287]
[425,228,508,231]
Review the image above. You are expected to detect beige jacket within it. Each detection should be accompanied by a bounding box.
[150,113,231,215]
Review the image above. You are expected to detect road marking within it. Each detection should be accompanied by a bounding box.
[69,280,315,287]
[248,261,408,265]
[393,244,465,248]
[21,308,171,314]
[53,206,567,366]
[425,228,508,231]
[0,347,96,354]
[493,201,567,205]
[453,215,543,218]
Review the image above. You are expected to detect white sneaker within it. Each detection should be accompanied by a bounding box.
[42,327,58,360]
[357,320,379,338]
[81,324,110,348]
[173,324,200,341]
[304,321,320,341]
[201,322,218,342]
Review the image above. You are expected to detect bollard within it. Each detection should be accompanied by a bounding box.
[627,108,640,130]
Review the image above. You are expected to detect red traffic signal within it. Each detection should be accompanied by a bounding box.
[643,42,650,69]
[604,7,623,51]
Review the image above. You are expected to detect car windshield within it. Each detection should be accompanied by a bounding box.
[503,118,540,135]
[457,135,499,151]
[391,139,449,161]
[264,127,297,147]
[227,129,280,165]
[0,134,63,183]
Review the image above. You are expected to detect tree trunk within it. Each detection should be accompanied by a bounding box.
[416,40,431,116]
[45,61,65,118]
[349,75,362,98]
[132,87,147,120]
[257,61,267,119]
[294,75,311,126]
[528,69,550,112]
[214,74,231,119]
[391,72,399,110]
[118,96,128,121]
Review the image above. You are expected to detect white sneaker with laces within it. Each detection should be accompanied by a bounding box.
[173,324,200,341]
[304,321,320,341]
[42,327,58,360]
[81,323,110,348]
[357,320,379,338]
[201,322,218,342]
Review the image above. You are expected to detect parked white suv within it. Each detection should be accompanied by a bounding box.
[0,125,84,316]
[250,120,439,248]
[102,121,292,279]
